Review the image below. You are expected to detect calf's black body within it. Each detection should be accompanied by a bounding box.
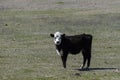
[51,33,93,69]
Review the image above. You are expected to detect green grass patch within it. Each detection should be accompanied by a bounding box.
[56,1,65,5]
[0,6,120,80]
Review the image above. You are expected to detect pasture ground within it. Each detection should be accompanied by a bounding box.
[0,0,120,80]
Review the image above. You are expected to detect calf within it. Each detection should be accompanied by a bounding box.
[50,32,93,69]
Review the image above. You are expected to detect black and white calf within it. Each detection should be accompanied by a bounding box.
[50,32,93,69]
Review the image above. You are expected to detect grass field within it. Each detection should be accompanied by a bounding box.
[0,0,120,80]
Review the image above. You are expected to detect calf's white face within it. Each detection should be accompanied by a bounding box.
[52,32,62,45]
[50,32,65,56]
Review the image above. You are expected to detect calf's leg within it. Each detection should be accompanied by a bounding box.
[81,50,87,69]
[82,49,91,69]
[61,53,68,68]
[86,54,91,69]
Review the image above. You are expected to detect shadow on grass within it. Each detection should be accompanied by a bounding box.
[74,67,118,71]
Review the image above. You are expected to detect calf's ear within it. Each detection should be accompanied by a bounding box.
[50,34,54,37]
[62,34,65,37]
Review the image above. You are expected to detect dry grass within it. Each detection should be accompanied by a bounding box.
[0,0,120,80]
